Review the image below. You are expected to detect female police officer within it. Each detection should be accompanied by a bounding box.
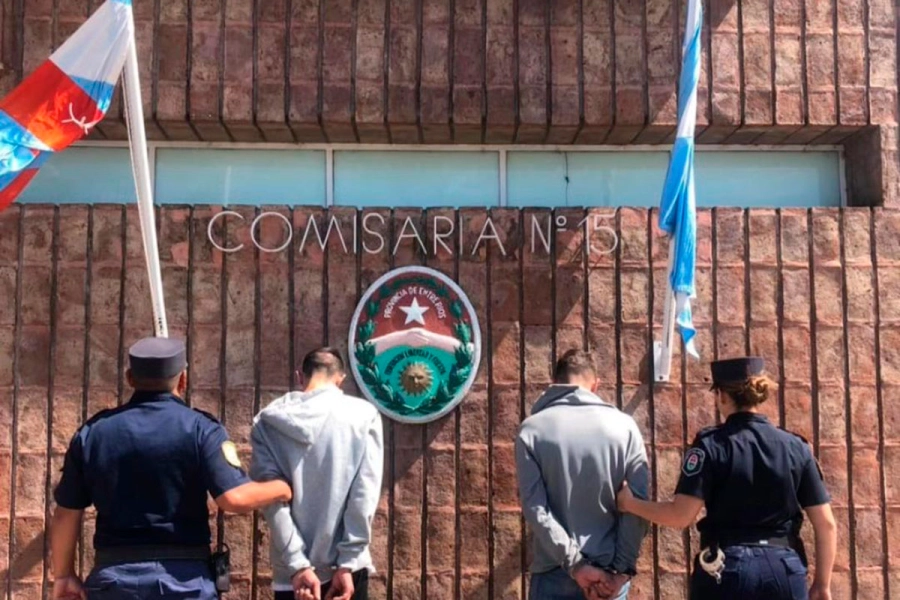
[617,357,837,600]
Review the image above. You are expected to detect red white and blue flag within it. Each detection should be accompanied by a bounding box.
[0,0,132,211]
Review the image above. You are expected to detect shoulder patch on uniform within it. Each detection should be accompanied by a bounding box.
[221,441,242,468]
[682,448,706,477]
[192,408,221,424]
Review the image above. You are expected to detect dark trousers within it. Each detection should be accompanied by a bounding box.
[690,546,808,600]
[274,570,369,600]
[84,560,217,599]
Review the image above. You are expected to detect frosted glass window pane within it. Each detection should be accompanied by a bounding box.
[694,151,841,207]
[155,148,326,205]
[334,151,500,207]
[18,147,137,204]
[507,151,842,208]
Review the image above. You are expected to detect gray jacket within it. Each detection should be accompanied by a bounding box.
[250,386,384,591]
[515,385,650,575]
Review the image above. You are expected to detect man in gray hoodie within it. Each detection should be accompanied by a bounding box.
[516,349,650,600]
[250,347,384,600]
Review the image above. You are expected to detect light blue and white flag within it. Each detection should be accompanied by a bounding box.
[658,0,702,359]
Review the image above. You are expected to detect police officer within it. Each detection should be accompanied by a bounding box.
[617,357,837,600]
[49,337,293,600]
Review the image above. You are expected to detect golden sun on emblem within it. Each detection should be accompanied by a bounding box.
[400,362,434,396]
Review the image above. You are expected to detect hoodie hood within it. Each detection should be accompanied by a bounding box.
[256,386,340,445]
[530,384,612,415]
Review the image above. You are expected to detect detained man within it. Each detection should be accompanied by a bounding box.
[251,348,384,600]
[515,349,650,600]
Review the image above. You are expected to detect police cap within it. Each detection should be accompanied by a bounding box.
[710,356,764,389]
[129,337,187,379]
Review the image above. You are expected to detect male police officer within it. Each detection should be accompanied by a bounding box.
[50,337,293,600]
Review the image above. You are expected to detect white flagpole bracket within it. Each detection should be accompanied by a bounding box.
[654,237,678,383]
[122,30,168,337]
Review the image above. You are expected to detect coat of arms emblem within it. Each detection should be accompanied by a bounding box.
[349,266,481,423]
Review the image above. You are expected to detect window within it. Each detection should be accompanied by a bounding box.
[155,148,326,205]
[334,150,499,207]
[19,146,137,204]
[17,144,845,208]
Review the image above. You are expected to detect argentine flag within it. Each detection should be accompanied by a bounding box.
[658,0,702,359]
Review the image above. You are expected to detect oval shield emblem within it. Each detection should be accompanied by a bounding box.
[349,266,481,424]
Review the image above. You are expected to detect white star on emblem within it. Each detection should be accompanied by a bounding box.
[400,298,430,326]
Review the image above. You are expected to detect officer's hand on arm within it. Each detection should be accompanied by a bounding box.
[215,479,292,514]
[201,418,294,513]
[324,568,354,600]
[292,567,321,600]
[617,481,703,528]
[616,480,636,512]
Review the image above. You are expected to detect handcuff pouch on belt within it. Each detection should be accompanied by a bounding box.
[210,543,231,593]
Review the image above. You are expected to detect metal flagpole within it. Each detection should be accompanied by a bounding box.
[655,238,678,382]
[122,21,168,337]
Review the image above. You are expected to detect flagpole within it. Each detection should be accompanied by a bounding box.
[655,238,678,382]
[122,27,168,337]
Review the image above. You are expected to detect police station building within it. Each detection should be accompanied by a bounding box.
[0,1,897,599]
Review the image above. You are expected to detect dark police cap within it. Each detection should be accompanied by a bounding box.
[129,337,187,379]
[710,356,764,389]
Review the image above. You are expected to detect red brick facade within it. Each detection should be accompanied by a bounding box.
[0,0,898,204]
[1,1,899,599]
[0,204,898,599]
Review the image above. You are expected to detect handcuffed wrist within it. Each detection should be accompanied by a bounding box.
[567,556,586,579]
[291,565,314,579]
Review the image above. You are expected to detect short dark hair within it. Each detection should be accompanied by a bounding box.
[301,347,345,378]
[129,372,182,393]
[553,349,596,383]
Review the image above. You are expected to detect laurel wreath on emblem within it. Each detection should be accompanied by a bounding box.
[354,276,475,417]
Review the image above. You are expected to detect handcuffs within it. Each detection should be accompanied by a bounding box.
[698,546,725,584]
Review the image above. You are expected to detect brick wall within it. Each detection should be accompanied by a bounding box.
[0,0,896,146]
[0,204,897,599]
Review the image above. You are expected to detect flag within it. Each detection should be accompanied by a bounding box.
[658,0,702,359]
[0,0,133,212]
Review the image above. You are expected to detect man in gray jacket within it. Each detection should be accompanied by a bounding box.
[516,349,650,600]
[251,347,384,600]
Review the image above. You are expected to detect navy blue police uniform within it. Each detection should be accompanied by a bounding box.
[54,337,249,599]
[675,357,830,600]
